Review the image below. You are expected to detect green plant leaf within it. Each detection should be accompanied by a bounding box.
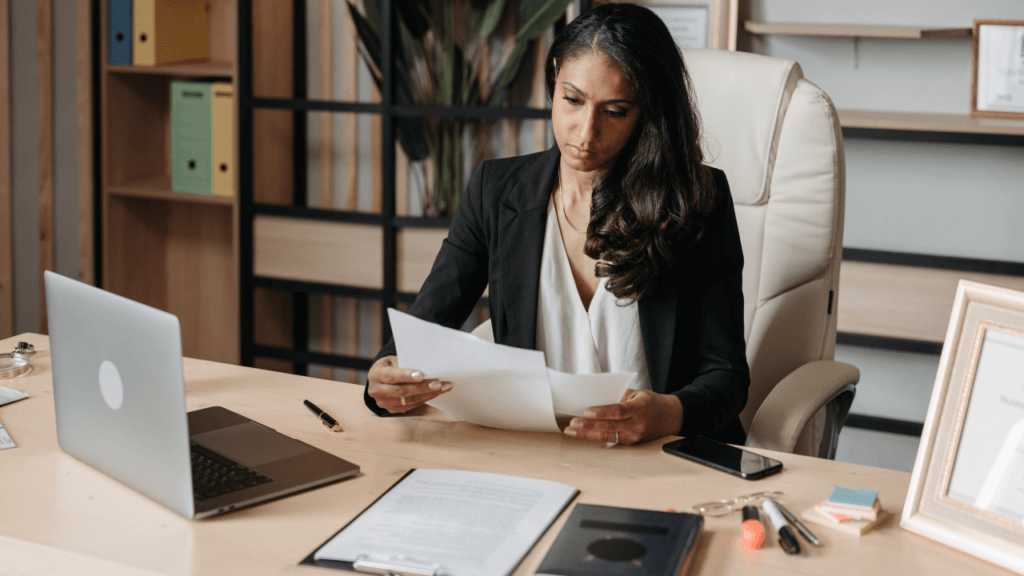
[361,0,381,37]
[348,3,382,70]
[361,66,432,161]
[438,3,457,106]
[517,0,574,40]
[491,39,529,92]
[395,0,431,38]
[471,0,508,39]
[485,0,572,98]
[462,57,479,105]
[348,2,431,161]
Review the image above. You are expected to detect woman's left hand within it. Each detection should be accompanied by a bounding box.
[563,390,683,445]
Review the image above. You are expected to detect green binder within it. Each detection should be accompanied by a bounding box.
[170,81,212,195]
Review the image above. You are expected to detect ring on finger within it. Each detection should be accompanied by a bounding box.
[400,397,406,406]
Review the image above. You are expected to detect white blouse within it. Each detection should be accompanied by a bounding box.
[535,196,652,399]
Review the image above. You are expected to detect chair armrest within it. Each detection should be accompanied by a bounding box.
[470,319,493,342]
[746,360,860,454]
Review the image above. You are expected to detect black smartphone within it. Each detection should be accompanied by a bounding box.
[662,436,783,480]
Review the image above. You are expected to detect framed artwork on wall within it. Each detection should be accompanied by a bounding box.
[902,280,1024,575]
[971,19,1024,119]
[595,0,738,51]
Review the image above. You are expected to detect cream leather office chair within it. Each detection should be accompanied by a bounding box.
[684,49,857,458]
[472,50,858,458]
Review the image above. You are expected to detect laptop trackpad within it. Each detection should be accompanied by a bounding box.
[192,422,313,468]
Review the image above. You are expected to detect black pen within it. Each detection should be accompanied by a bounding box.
[775,501,819,546]
[304,399,343,432]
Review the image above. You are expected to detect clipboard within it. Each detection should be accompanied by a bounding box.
[300,469,579,576]
[300,469,417,573]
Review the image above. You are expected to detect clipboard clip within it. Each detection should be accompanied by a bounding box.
[352,554,448,576]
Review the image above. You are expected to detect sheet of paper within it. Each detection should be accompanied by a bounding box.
[388,309,558,432]
[0,419,14,450]
[547,369,634,418]
[977,24,1024,113]
[314,469,578,576]
[947,329,1024,520]
[0,386,28,407]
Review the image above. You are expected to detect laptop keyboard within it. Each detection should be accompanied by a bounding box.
[190,442,272,501]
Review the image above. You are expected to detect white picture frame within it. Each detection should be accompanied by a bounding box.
[596,0,737,51]
[971,20,1024,119]
[902,280,1024,575]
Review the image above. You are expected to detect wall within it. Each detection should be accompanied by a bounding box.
[749,0,1024,470]
[7,0,83,336]
[10,0,40,334]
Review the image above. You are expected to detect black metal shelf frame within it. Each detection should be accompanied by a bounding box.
[844,413,924,437]
[842,126,1024,147]
[239,1,562,373]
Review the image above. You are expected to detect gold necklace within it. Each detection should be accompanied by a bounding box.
[557,168,587,235]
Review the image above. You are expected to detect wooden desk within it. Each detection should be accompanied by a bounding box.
[0,334,1009,575]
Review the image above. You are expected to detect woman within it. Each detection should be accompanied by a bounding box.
[365,3,749,446]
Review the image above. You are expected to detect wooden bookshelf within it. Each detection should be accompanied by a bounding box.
[98,0,297,365]
[99,0,242,364]
[838,109,1024,136]
[744,22,972,39]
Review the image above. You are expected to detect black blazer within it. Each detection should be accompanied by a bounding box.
[365,146,750,444]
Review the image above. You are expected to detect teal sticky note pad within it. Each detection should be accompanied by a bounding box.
[828,486,878,508]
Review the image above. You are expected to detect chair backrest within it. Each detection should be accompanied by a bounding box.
[681,49,846,432]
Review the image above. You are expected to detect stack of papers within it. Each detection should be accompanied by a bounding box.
[0,421,14,450]
[388,310,635,433]
[0,386,28,407]
[0,386,27,450]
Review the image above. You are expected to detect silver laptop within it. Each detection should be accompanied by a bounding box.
[44,271,359,519]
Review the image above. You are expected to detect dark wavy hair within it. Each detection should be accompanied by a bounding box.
[545,3,717,303]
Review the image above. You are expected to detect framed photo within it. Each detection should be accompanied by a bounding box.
[971,19,1024,119]
[595,0,738,51]
[902,280,1024,575]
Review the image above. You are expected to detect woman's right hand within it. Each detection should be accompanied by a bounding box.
[367,355,452,414]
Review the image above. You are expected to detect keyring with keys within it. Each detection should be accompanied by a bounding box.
[13,342,34,355]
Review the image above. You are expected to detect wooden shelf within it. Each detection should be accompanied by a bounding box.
[838,109,1024,136]
[105,60,234,77]
[108,176,235,206]
[839,260,1024,344]
[744,21,972,39]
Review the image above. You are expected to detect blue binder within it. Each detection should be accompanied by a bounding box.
[109,0,132,65]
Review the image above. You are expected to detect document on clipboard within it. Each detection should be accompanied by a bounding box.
[302,469,578,576]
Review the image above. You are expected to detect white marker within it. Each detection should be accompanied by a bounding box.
[762,500,800,555]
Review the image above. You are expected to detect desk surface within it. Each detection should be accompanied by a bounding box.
[0,334,1010,576]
